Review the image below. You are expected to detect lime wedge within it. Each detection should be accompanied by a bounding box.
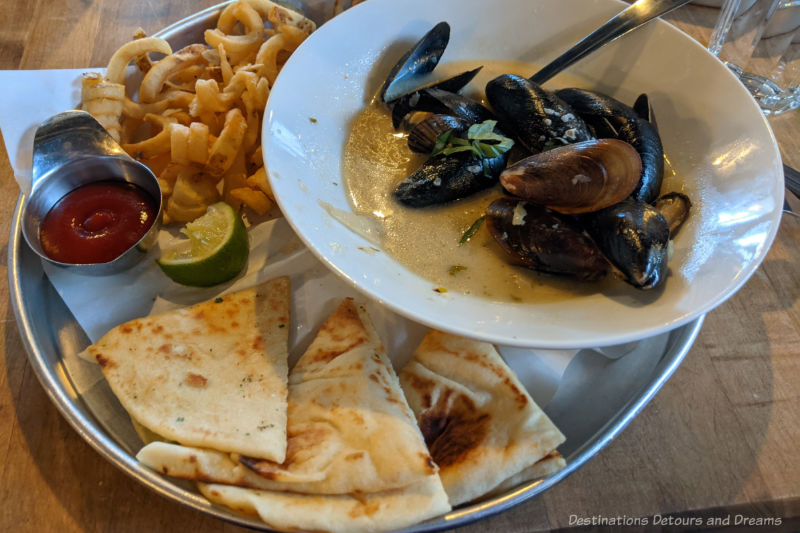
[157,202,249,287]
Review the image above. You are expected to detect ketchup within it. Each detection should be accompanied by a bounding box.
[40,181,157,264]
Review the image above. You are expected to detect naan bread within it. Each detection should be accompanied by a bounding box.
[239,298,437,494]
[87,276,290,462]
[399,330,566,506]
[139,298,438,495]
[197,476,450,533]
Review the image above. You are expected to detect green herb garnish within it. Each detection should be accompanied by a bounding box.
[431,120,514,176]
[459,216,485,245]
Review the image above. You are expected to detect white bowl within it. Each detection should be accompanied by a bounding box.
[263,0,783,349]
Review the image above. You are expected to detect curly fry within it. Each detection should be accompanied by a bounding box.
[208,108,248,176]
[205,30,262,66]
[140,44,208,103]
[255,24,308,83]
[233,1,264,34]
[105,37,172,84]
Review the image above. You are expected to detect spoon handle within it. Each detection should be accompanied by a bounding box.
[530,0,693,85]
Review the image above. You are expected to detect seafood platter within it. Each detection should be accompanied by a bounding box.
[4,0,783,531]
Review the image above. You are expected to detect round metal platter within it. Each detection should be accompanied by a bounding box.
[7,3,704,531]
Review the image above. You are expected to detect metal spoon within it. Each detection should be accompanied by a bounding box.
[531,0,694,84]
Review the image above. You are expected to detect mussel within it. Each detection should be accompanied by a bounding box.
[556,88,664,204]
[380,21,451,103]
[555,88,641,122]
[394,149,509,207]
[379,21,486,129]
[499,139,642,214]
[377,23,511,207]
[485,74,594,153]
[486,197,610,281]
[389,67,483,128]
[391,87,494,129]
[582,198,670,289]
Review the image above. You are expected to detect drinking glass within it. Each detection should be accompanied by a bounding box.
[708,0,800,114]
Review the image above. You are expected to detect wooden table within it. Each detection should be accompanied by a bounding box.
[0,2,797,532]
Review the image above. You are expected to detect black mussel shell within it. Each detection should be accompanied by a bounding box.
[615,119,663,204]
[485,74,594,153]
[392,87,493,129]
[388,67,482,127]
[408,114,471,153]
[582,198,670,289]
[556,88,664,204]
[380,22,450,103]
[414,66,482,94]
[486,197,610,281]
[394,150,507,207]
[556,88,641,122]
[654,192,691,236]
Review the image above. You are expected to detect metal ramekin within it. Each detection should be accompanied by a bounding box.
[21,110,162,275]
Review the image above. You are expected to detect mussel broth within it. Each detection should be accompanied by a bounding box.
[343,61,619,302]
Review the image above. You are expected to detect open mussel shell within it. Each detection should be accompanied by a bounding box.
[485,74,593,153]
[408,114,471,153]
[582,198,670,289]
[391,87,493,129]
[413,66,482,94]
[499,138,642,214]
[389,67,482,128]
[486,197,610,281]
[654,192,691,236]
[394,150,507,207]
[556,88,664,204]
[380,21,450,103]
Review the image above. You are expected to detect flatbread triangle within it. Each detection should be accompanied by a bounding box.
[87,276,290,462]
[399,329,566,506]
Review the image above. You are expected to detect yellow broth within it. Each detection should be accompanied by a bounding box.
[342,61,617,302]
